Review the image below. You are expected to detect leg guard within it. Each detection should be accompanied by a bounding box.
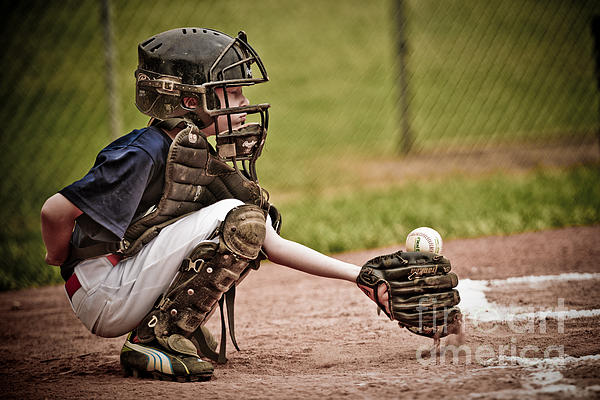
[135,204,266,360]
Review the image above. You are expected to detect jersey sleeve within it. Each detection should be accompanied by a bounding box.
[60,147,156,239]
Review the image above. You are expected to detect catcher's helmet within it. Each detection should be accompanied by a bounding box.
[135,28,270,179]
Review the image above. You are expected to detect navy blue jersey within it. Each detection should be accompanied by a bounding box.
[59,126,171,278]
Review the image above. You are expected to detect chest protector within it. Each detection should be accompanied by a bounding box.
[67,120,273,265]
[121,121,268,257]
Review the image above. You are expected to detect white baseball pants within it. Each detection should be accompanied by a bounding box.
[66,199,245,338]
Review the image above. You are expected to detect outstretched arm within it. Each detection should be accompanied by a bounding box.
[262,222,361,282]
[40,193,83,266]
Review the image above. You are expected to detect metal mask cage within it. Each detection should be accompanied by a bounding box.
[135,31,269,117]
[135,31,271,182]
[205,32,270,182]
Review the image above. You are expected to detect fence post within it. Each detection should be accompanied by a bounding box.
[101,0,122,139]
[592,16,600,156]
[394,0,414,155]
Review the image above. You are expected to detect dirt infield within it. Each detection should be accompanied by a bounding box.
[1,225,599,399]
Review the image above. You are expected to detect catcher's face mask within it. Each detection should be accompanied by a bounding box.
[135,28,270,181]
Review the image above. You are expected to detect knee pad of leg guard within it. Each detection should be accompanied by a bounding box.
[220,204,267,260]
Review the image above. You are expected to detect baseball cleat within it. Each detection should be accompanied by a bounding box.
[120,332,214,382]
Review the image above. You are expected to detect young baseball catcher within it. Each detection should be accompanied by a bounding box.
[40,28,461,382]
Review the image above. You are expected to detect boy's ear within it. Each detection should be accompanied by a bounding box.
[183,96,198,109]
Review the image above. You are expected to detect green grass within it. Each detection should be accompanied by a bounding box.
[277,165,600,254]
[4,165,597,291]
[1,0,600,289]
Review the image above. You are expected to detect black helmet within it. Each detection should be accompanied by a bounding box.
[135,28,270,179]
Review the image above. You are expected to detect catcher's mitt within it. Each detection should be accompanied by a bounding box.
[357,250,461,338]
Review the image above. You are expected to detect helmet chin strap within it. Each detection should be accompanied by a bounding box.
[186,110,212,130]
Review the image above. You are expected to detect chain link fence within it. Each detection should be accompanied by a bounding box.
[2,0,599,289]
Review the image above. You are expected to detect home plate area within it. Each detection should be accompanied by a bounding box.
[430,272,600,398]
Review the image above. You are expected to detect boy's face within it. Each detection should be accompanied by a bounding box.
[184,86,249,137]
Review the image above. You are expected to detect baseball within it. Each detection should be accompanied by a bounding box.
[405,227,443,254]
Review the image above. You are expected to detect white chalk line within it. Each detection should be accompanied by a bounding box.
[484,353,600,367]
[469,354,600,399]
[508,308,600,322]
[457,272,600,323]
[487,272,600,286]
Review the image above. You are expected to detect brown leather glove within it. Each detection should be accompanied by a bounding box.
[357,250,461,338]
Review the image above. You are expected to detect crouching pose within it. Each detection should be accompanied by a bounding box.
[41,28,460,382]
